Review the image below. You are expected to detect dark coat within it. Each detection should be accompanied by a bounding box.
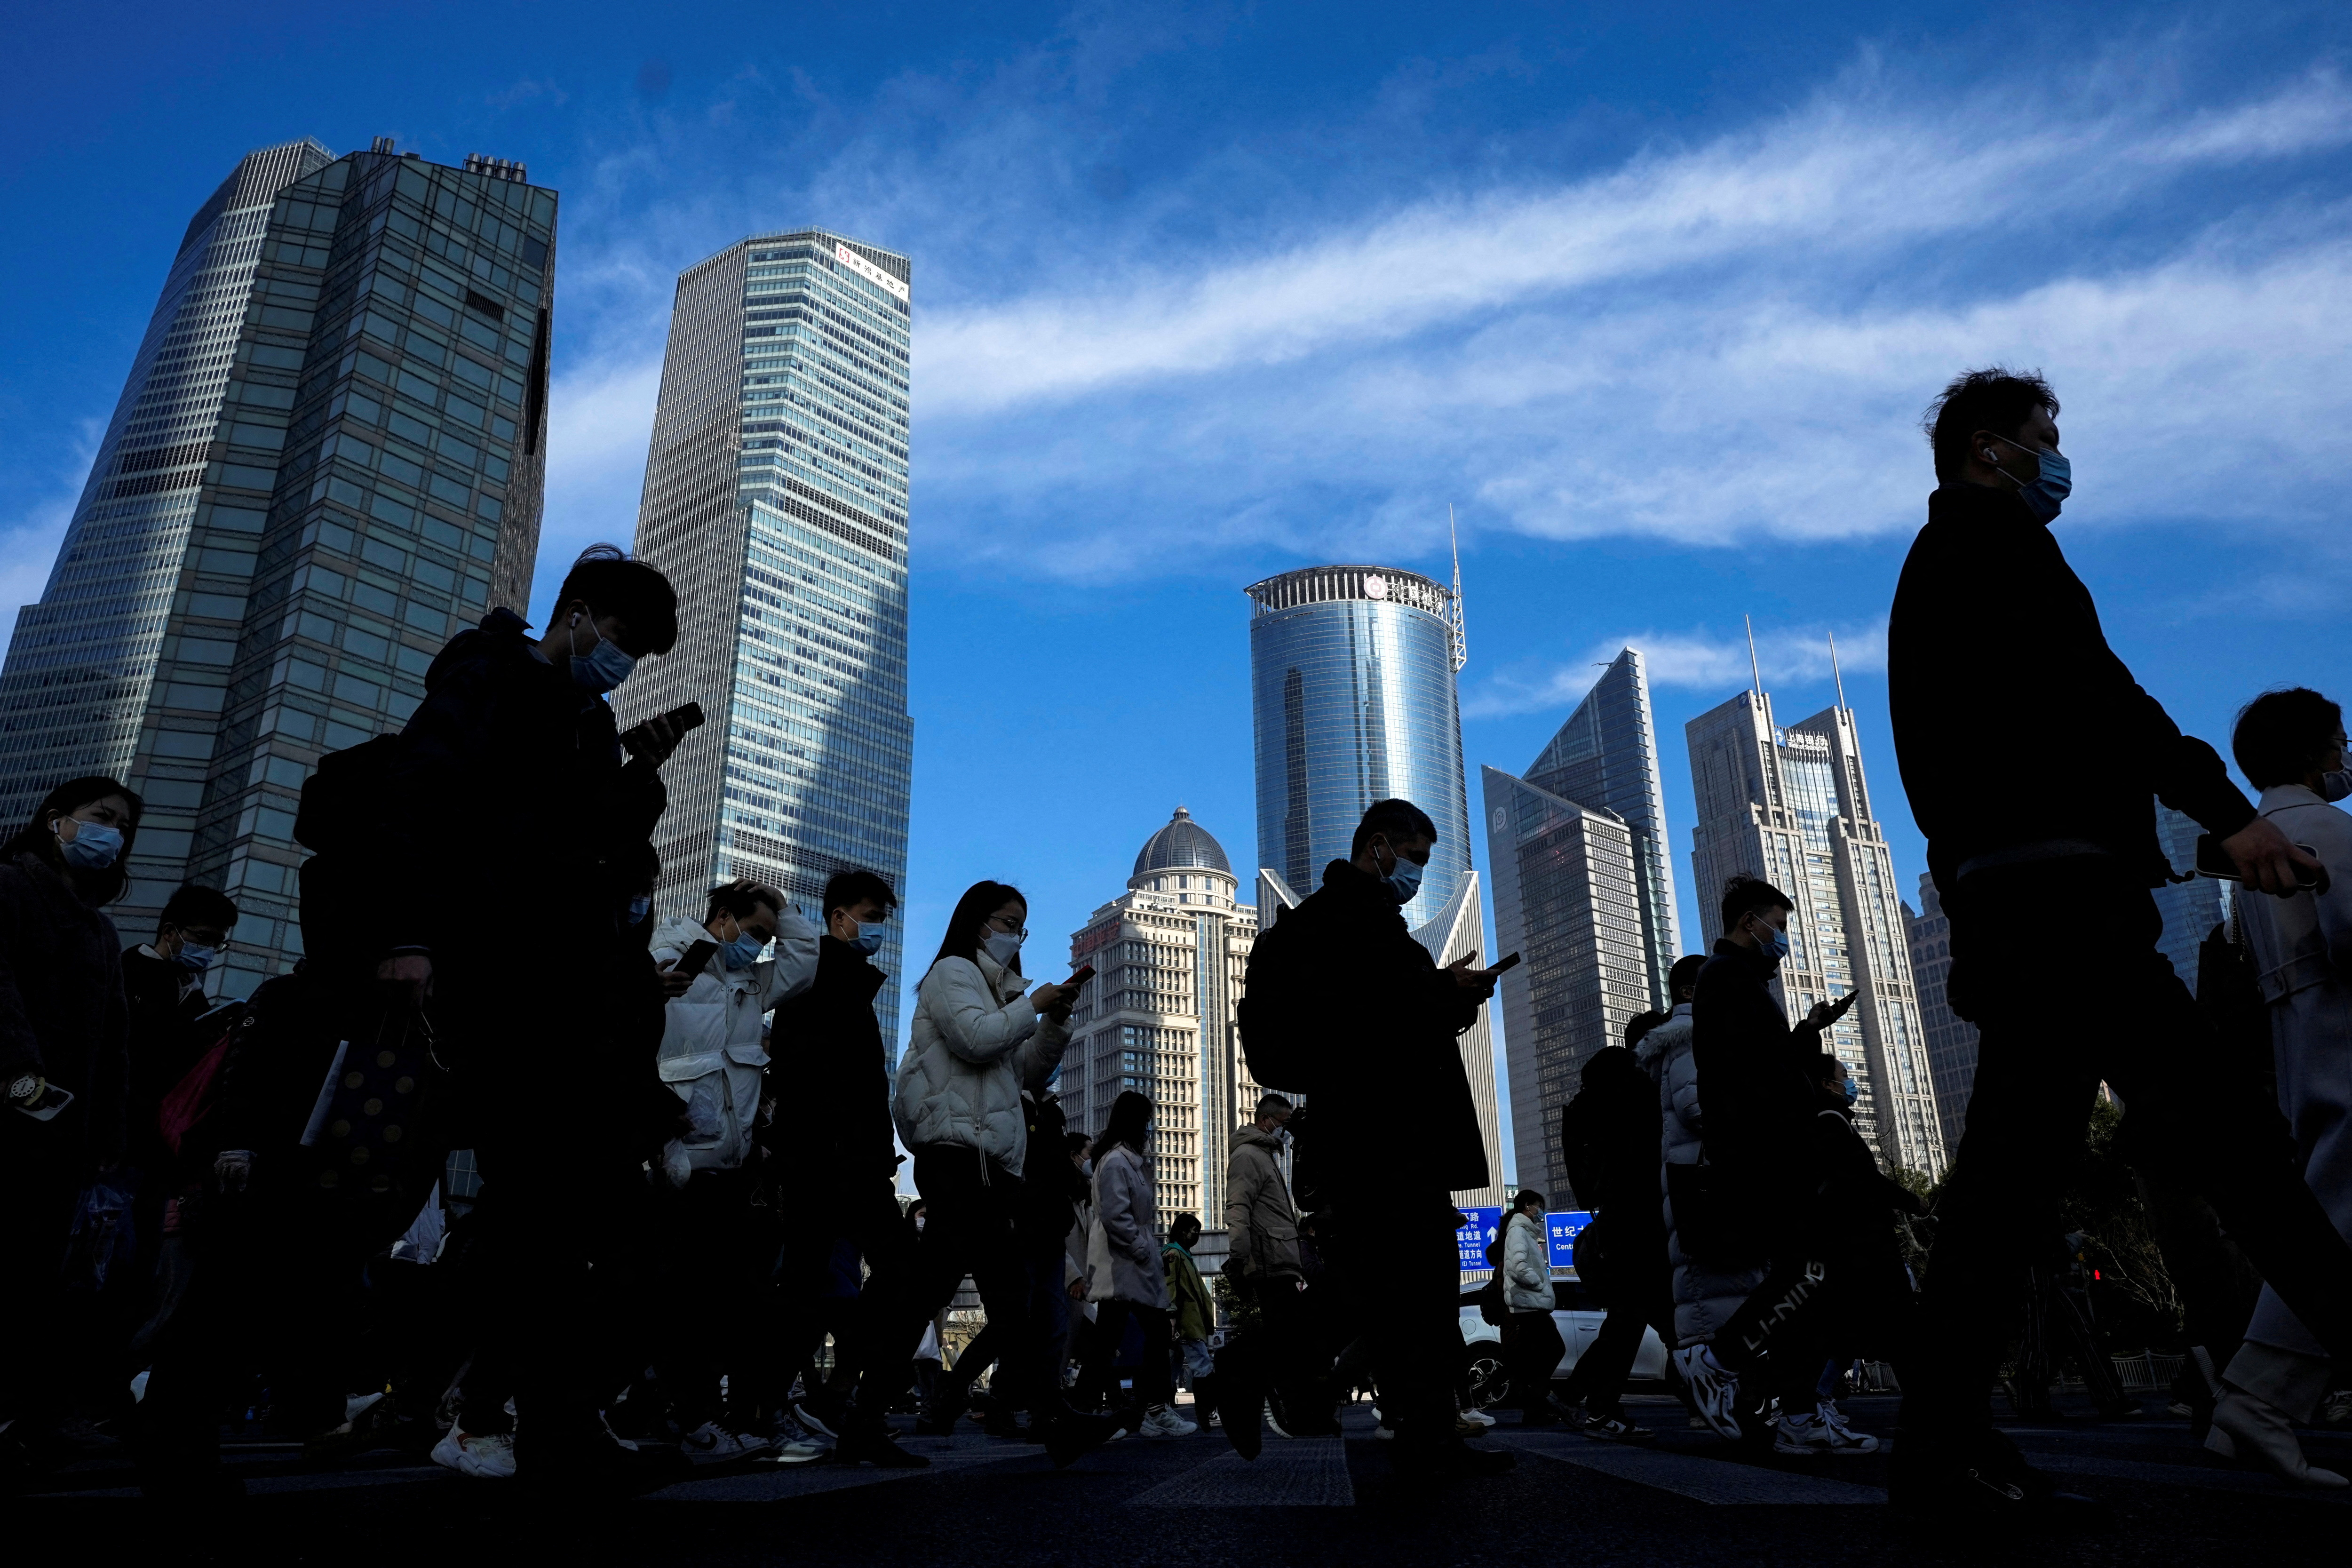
[1016,1091,1088,1251]
[121,946,214,1172]
[1808,1095,1923,1262]
[1558,1045,1661,1231]
[1689,937,1825,1193]
[1240,859,1487,1202]
[0,851,128,1165]
[766,934,898,1194]
[1889,481,2255,891]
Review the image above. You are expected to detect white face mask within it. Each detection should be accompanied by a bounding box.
[983,929,1024,967]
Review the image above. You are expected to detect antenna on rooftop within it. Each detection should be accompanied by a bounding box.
[1447,505,1467,674]
[1829,630,1848,713]
[1745,615,1763,697]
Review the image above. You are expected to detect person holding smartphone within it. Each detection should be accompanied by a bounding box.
[0,774,141,1459]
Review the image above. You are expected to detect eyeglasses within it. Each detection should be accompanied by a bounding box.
[987,915,1029,939]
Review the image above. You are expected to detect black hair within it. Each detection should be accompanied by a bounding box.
[1511,1188,1546,1214]
[823,868,898,920]
[1667,953,1707,1003]
[1255,1092,1294,1119]
[1719,874,1794,935]
[3,775,143,907]
[1923,367,2060,483]
[929,880,1026,977]
[706,878,782,924]
[160,882,238,931]
[1170,1212,1203,1241]
[1065,1129,1092,1157]
[1091,1089,1153,1162]
[1351,797,1438,859]
[553,544,678,656]
[1814,1052,1847,1083]
[2233,686,2344,790]
[1622,1009,1669,1049]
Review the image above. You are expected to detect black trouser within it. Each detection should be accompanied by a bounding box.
[1224,1273,1324,1429]
[0,1120,86,1434]
[1081,1299,1174,1412]
[1327,1194,1461,1450]
[1573,1280,1675,1418]
[1506,1309,1565,1416]
[1903,859,2352,1447]
[777,1179,918,1409]
[652,1168,774,1430]
[898,1146,1045,1418]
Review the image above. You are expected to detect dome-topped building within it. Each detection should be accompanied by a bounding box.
[1063,806,1280,1235]
[1133,806,1232,879]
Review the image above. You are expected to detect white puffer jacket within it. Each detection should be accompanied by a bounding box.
[650,911,819,1172]
[1502,1209,1556,1311]
[890,951,1069,1178]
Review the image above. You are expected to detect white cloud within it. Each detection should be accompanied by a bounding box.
[1465,619,1887,718]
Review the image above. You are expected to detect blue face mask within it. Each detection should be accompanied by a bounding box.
[569,619,637,694]
[173,941,217,974]
[57,819,124,869]
[1378,842,1425,905]
[723,930,768,970]
[626,896,652,927]
[1841,1078,1859,1107]
[844,920,885,956]
[1993,435,2071,523]
[1747,915,1789,965]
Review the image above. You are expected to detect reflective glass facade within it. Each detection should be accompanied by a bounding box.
[0,141,556,998]
[1244,565,1471,927]
[620,230,914,1053]
[1686,690,1947,1178]
[1904,873,1977,1155]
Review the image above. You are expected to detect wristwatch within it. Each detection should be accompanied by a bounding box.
[8,1074,38,1104]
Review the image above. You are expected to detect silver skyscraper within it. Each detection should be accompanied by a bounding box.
[1483,647,1682,1198]
[0,139,558,996]
[1685,682,1946,1178]
[621,230,914,1050]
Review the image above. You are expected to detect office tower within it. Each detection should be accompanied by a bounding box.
[1482,649,1681,1197]
[1685,685,1947,1178]
[1062,808,1261,1233]
[1904,874,1976,1156]
[620,230,914,1051]
[0,139,557,997]
[1245,561,1504,1207]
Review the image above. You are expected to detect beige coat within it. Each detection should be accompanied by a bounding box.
[1224,1122,1303,1278]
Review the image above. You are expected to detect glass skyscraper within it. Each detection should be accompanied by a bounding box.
[1483,646,1681,1198]
[1904,873,1976,1157]
[620,229,914,1050]
[0,138,557,997]
[1245,562,1502,1206]
[1686,687,1946,1177]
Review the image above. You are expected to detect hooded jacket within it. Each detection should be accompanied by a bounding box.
[1890,481,2254,890]
[1225,1122,1303,1279]
[1238,859,1487,1202]
[1637,1002,1766,1346]
[650,910,819,1173]
[891,950,1070,1178]
[766,933,898,1194]
[0,851,128,1166]
[1502,1208,1556,1312]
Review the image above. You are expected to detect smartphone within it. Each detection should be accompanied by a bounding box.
[1066,964,1096,988]
[2194,834,2330,895]
[14,1083,75,1122]
[1487,952,1523,975]
[621,701,706,756]
[673,938,719,977]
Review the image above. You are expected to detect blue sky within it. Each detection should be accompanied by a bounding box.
[8,3,2352,1155]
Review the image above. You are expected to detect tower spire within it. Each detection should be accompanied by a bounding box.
[1744,614,1762,697]
[1447,504,1467,674]
[1828,630,1847,712]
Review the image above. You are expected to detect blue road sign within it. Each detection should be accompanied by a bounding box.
[1456,1206,1502,1272]
[1546,1210,1594,1270]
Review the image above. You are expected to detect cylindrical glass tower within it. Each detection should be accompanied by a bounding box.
[1244,565,1471,926]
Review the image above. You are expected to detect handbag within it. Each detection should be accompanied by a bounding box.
[1667,1159,1769,1264]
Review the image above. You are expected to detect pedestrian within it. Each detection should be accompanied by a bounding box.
[1886,370,2352,1523]
[1222,1091,1327,1449]
[1556,1034,1668,1443]
[1497,1190,1564,1425]
[647,878,818,1463]
[891,881,1112,1467]
[0,776,140,1469]
[1079,1090,1194,1438]
[1679,876,1859,1450]
[1801,1049,1921,1454]
[1163,1212,1219,1430]
[2204,688,2352,1488]
[1236,797,1510,1478]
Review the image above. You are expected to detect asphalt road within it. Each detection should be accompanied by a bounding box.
[26,1393,2348,1566]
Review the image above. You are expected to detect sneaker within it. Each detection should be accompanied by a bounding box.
[430,1425,516,1480]
[1581,1413,1657,1444]
[1817,1399,1866,1442]
[793,1395,844,1441]
[1139,1405,1198,1439]
[679,1423,772,1466]
[1264,1401,1295,1439]
[1775,1411,1880,1456]
[1461,1407,1497,1428]
[1674,1345,1743,1441]
[765,1411,829,1452]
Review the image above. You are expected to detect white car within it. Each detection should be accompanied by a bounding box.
[1458,1273,1670,1409]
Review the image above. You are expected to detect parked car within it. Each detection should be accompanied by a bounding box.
[1457,1272,1669,1409]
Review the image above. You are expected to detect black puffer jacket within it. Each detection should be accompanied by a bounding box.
[1558,1045,1661,1232]
[766,934,897,1195]
[0,851,128,1165]
[1690,938,1827,1193]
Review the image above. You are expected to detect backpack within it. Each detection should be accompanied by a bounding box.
[1233,910,1321,1090]
[293,733,401,970]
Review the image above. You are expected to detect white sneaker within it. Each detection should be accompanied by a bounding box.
[1674,1345,1744,1441]
[430,1425,516,1480]
[1138,1405,1198,1439]
[1773,1411,1878,1456]
[1461,1407,1497,1428]
[680,1422,772,1465]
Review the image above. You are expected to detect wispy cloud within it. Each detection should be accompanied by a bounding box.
[1465,619,1887,718]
